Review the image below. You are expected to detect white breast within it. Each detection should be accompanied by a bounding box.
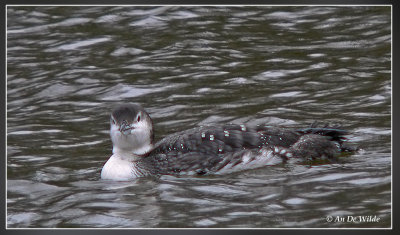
[101,154,136,181]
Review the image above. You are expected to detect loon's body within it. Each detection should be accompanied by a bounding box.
[101,103,354,181]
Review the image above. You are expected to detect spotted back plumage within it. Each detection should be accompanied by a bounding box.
[137,123,350,176]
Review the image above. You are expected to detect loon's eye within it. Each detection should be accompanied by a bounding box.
[137,115,141,122]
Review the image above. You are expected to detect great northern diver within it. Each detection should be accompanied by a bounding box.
[101,103,354,181]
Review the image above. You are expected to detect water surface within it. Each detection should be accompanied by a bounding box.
[7,6,391,228]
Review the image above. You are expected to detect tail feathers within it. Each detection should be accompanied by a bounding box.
[296,121,348,142]
[273,122,358,163]
[296,121,358,154]
[340,142,359,152]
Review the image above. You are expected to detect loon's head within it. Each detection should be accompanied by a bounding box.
[110,103,154,155]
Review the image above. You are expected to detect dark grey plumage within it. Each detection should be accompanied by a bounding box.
[137,123,352,176]
[111,104,143,125]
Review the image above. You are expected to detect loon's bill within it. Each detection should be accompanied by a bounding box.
[101,103,356,181]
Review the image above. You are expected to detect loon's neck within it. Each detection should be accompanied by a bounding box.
[102,149,152,180]
[112,144,154,158]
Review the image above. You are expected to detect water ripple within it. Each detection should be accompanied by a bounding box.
[7,6,391,228]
